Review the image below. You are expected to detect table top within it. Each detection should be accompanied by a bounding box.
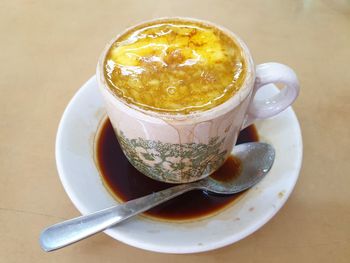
[1,0,349,262]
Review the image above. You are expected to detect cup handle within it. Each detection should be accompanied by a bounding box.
[242,62,300,129]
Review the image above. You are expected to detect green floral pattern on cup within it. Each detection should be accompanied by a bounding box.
[117,131,227,183]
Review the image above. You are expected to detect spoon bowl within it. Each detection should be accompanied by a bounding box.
[201,142,275,194]
[40,142,275,252]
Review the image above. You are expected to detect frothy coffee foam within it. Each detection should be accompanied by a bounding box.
[104,19,246,114]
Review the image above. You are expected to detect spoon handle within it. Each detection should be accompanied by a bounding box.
[40,182,200,252]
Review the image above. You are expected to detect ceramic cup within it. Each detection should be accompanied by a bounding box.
[96,17,300,183]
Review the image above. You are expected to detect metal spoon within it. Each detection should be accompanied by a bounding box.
[40,142,275,252]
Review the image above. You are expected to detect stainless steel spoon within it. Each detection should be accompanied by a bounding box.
[40,142,275,252]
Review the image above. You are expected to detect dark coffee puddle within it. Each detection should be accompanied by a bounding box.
[96,118,258,221]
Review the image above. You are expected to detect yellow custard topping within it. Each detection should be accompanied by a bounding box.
[104,20,246,114]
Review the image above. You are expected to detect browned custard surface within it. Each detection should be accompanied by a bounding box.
[96,118,259,221]
[104,20,246,114]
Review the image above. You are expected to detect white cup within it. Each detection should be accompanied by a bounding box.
[96,17,300,183]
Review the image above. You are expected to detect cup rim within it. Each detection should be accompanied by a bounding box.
[96,17,255,122]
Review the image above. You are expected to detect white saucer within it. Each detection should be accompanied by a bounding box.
[56,76,302,253]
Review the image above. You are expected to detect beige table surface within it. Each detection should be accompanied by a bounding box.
[1,0,350,262]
